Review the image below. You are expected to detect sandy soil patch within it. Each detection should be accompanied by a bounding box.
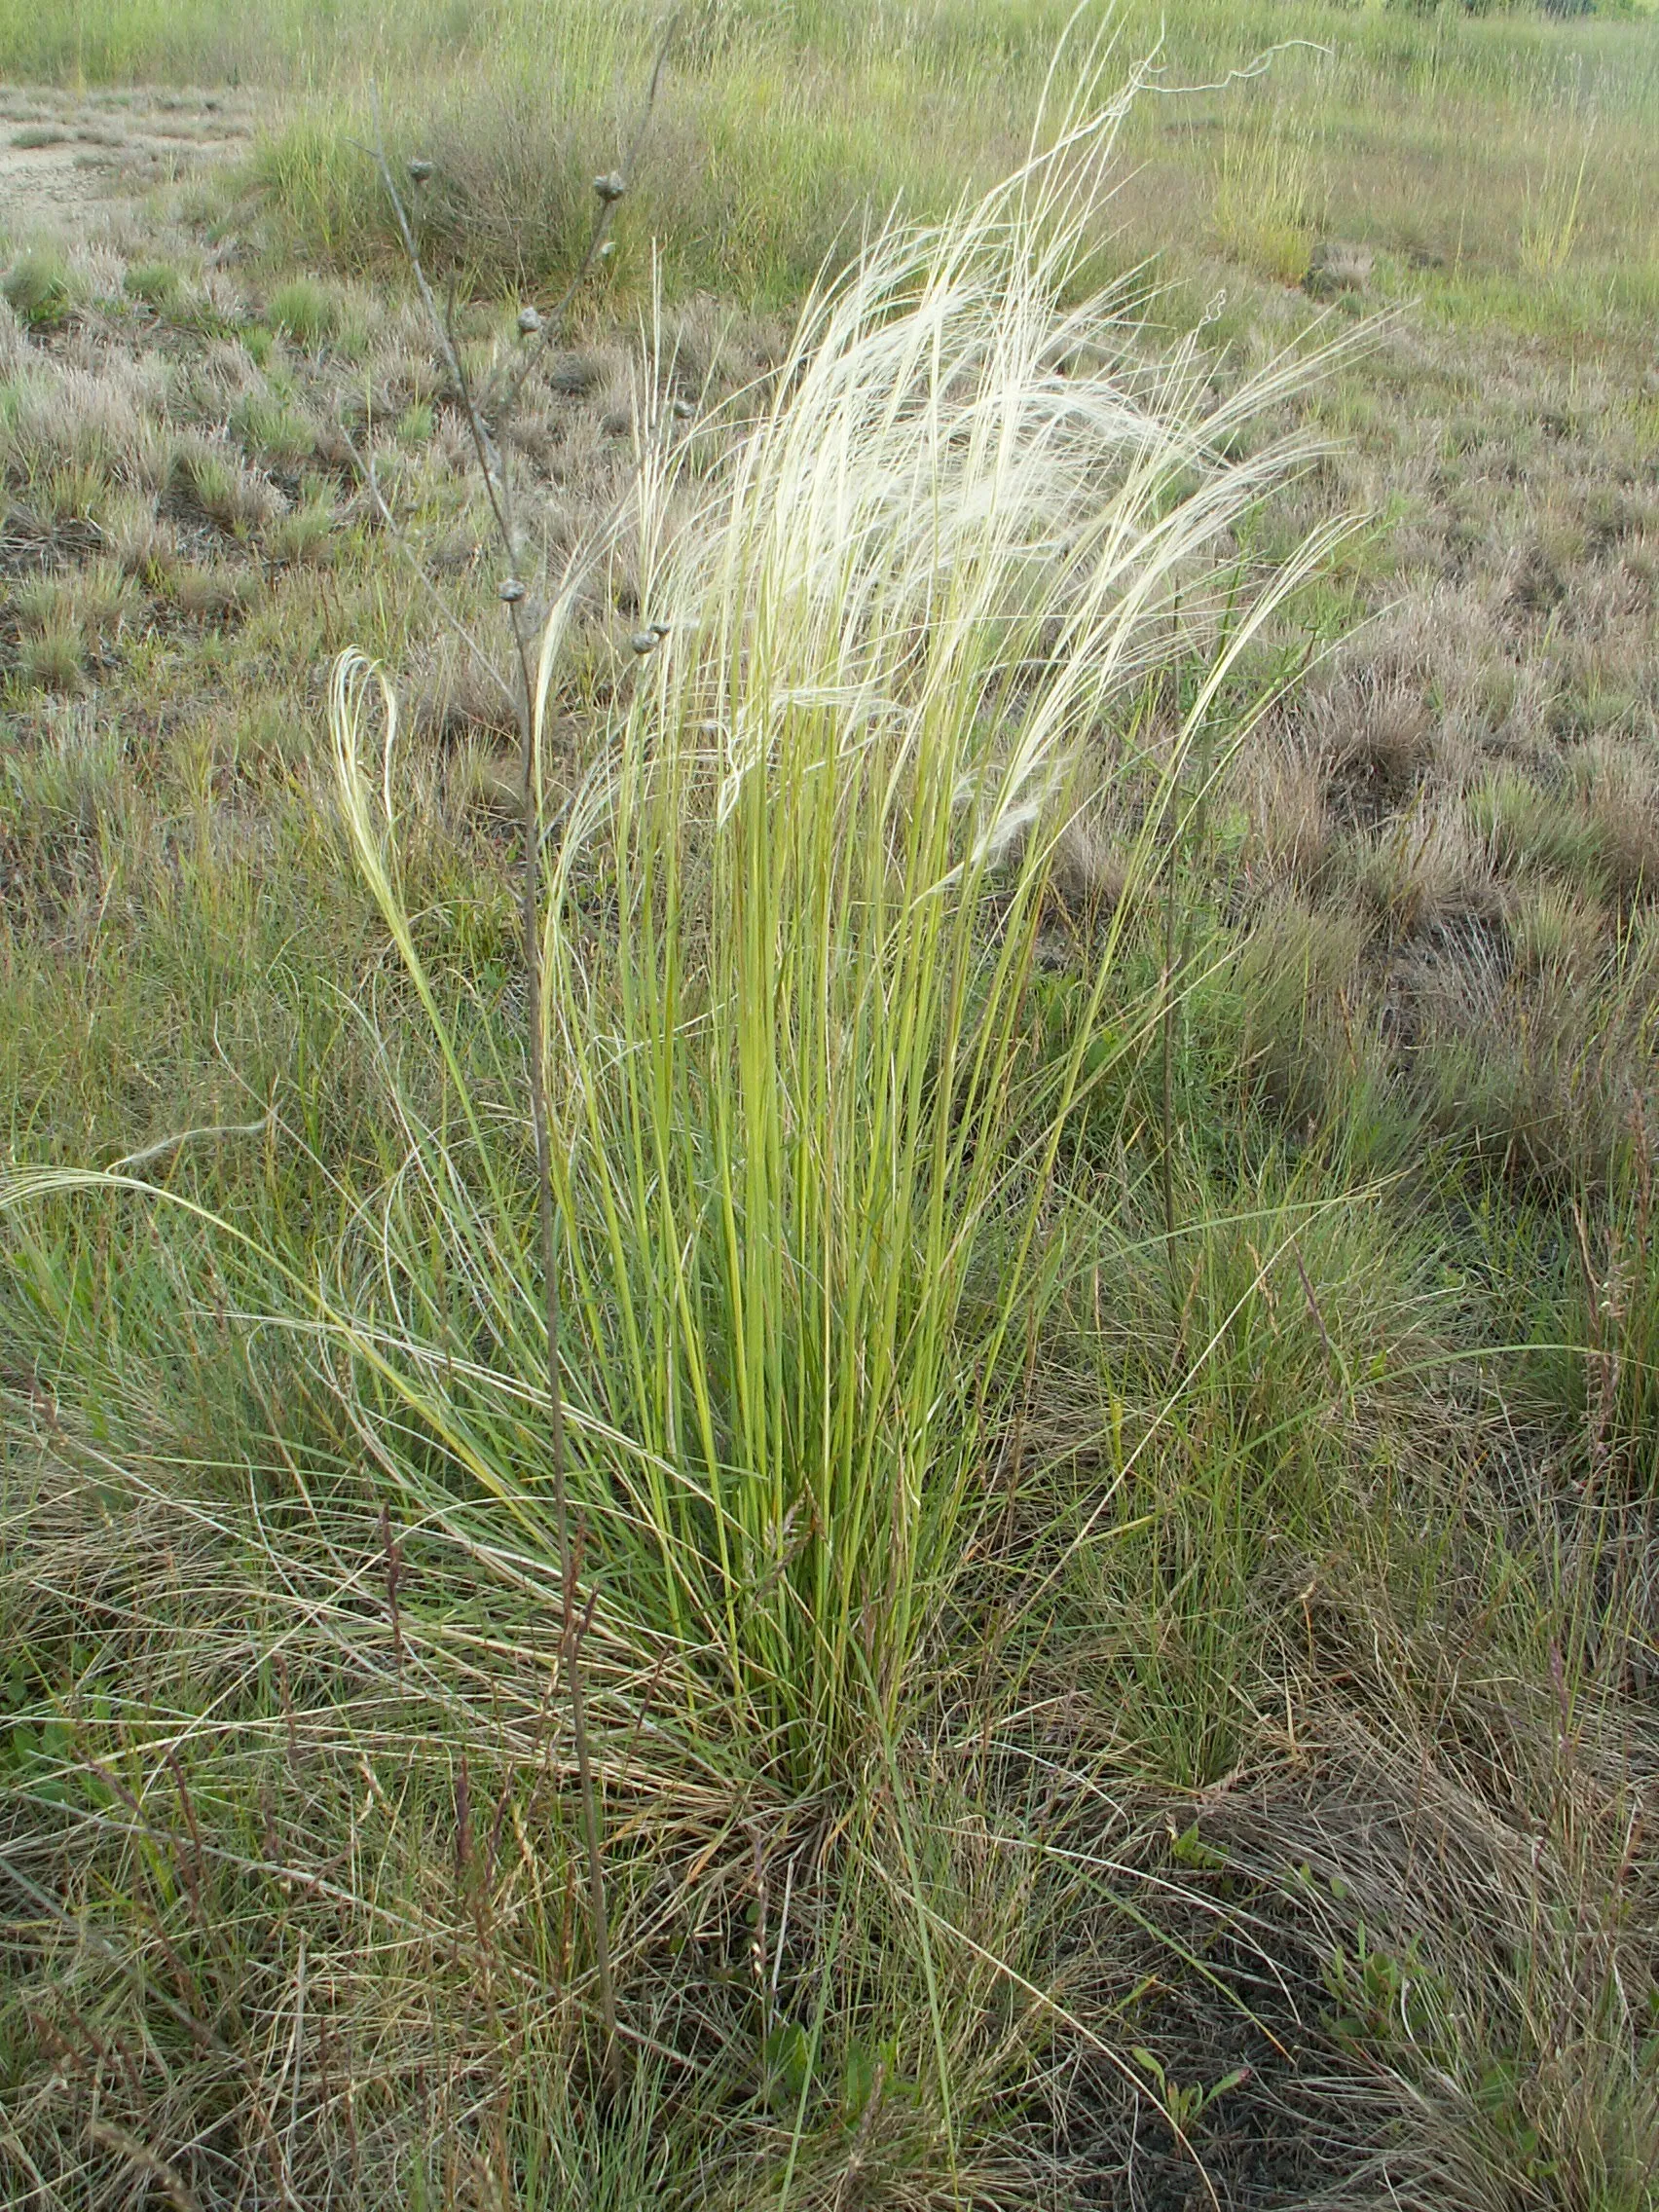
[0,85,256,234]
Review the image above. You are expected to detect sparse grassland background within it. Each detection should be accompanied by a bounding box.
[3,1,1659,2207]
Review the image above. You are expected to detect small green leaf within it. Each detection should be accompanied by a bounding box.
[842,2038,877,2123]
[762,2020,810,2108]
[1168,1821,1228,1871]
[1130,2045,1165,2092]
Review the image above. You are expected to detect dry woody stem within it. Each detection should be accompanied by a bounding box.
[362,33,683,2083]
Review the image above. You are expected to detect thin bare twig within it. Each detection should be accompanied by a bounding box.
[363,38,693,2093]
[497,11,682,419]
[337,420,518,711]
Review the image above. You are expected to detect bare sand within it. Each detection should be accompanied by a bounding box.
[0,85,256,236]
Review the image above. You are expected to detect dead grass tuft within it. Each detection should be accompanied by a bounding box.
[1235,725,1331,891]
[1571,737,1659,907]
[1413,947,1644,1186]
[1309,666,1434,813]
[98,486,175,575]
[405,631,518,744]
[2,359,162,492]
[1051,806,1132,923]
[167,561,262,621]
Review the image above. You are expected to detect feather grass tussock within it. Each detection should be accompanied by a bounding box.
[6,70,1353,1764]
[319,71,1354,1784]
[0,67,1365,2192]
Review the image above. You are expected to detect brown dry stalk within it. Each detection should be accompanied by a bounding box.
[360,22,688,2091]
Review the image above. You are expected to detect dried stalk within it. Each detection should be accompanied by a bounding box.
[363,23,684,2089]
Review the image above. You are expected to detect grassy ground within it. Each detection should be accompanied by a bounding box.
[3,3,1659,2207]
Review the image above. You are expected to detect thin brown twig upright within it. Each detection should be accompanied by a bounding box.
[360,20,687,2091]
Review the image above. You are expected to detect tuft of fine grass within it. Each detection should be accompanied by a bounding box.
[17,622,85,693]
[124,258,183,310]
[4,249,72,328]
[266,274,338,348]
